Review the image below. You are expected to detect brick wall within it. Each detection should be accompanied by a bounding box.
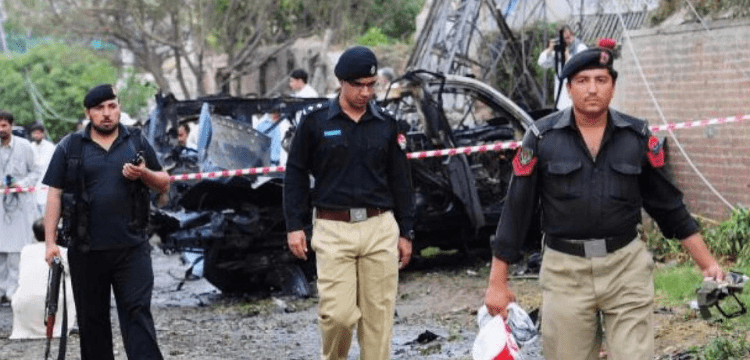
[613,19,750,221]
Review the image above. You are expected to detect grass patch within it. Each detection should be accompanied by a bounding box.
[654,264,704,306]
[420,246,459,258]
[655,262,750,325]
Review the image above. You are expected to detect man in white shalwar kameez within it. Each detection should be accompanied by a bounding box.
[0,110,40,302]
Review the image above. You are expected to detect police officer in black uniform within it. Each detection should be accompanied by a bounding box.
[284,46,415,360]
[43,84,170,360]
[484,42,724,359]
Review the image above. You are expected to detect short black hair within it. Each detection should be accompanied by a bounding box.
[0,109,14,124]
[179,123,190,134]
[290,69,308,83]
[29,122,45,132]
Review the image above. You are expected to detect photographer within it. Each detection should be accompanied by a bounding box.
[537,25,588,109]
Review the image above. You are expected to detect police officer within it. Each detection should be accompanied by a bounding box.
[484,43,724,359]
[43,84,170,360]
[284,46,415,360]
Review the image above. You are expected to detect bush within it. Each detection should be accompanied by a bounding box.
[358,27,394,47]
[703,208,750,265]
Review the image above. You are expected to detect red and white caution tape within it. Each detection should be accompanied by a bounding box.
[169,166,286,182]
[7,114,749,193]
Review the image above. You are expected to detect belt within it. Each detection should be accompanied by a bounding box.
[315,207,389,223]
[545,233,636,258]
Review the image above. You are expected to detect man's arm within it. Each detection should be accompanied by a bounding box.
[682,232,724,281]
[44,186,63,265]
[485,257,516,318]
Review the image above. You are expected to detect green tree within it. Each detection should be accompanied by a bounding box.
[0,43,154,141]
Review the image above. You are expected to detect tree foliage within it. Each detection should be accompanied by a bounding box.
[0,43,154,141]
[5,0,424,98]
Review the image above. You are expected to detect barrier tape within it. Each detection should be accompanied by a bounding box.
[7,113,749,194]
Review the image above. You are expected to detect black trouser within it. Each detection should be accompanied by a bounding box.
[68,241,163,360]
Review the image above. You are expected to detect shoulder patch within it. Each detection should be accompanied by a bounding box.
[512,147,537,176]
[646,135,664,168]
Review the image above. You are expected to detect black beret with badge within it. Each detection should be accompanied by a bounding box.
[83,84,118,109]
[560,44,617,81]
[334,46,378,81]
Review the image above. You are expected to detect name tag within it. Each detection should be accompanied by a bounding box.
[324,130,342,137]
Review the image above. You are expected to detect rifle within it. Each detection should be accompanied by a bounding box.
[696,271,748,320]
[44,256,67,360]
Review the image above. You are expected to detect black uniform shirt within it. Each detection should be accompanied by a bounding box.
[283,98,415,238]
[43,123,163,250]
[492,108,699,263]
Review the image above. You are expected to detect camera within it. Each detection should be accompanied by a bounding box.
[131,151,145,166]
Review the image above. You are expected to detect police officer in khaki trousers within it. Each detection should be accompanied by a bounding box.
[284,46,415,360]
[484,42,724,359]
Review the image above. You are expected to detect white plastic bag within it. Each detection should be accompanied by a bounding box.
[472,304,523,360]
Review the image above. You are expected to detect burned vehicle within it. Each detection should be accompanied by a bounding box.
[146,70,541,296]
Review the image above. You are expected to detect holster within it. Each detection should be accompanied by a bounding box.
[129,181,150,233]
[61,192,91,253]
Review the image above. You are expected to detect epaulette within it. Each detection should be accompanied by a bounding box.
[300,101,329,117]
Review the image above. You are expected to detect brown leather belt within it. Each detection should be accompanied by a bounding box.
[316,208,389,223]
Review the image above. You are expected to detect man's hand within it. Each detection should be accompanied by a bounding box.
[398,237,412,269]
[45,243,61,266]
[122,161,147,181]
[287,230,308,260]
[547,39,556,51]
[703,264,725,282]
[485,257,515,319]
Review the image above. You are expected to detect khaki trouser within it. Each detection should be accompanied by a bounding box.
[540,236,655,360]
[312,211,400,360]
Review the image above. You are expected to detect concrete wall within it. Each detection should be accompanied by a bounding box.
[613,19,750,220]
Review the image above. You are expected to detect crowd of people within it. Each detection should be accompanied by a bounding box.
[0,38,728,360]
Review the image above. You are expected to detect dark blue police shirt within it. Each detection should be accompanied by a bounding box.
[43,123,163,250]
[283,98,415,238]
[492,108,699,263]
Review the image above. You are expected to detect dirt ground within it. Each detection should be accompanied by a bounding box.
[0,247,734,360]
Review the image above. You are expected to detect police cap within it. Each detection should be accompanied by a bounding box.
[561,47,618,81]
[334,46,378,81]
[83,84,118,109]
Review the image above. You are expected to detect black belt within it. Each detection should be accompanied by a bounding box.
[545,233,636,258]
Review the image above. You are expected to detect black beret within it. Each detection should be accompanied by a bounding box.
[334,46,378,81]
[83,84,118,109]
[561,48,616,80]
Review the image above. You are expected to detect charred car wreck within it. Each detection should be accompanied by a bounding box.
[146,70,544,297]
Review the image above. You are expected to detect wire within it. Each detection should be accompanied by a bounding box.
[611,0,735,211]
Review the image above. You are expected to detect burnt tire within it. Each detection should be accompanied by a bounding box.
[266,264,312,298]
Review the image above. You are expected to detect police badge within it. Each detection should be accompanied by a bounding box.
[512,147,537,176]
[646,136,665,168]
